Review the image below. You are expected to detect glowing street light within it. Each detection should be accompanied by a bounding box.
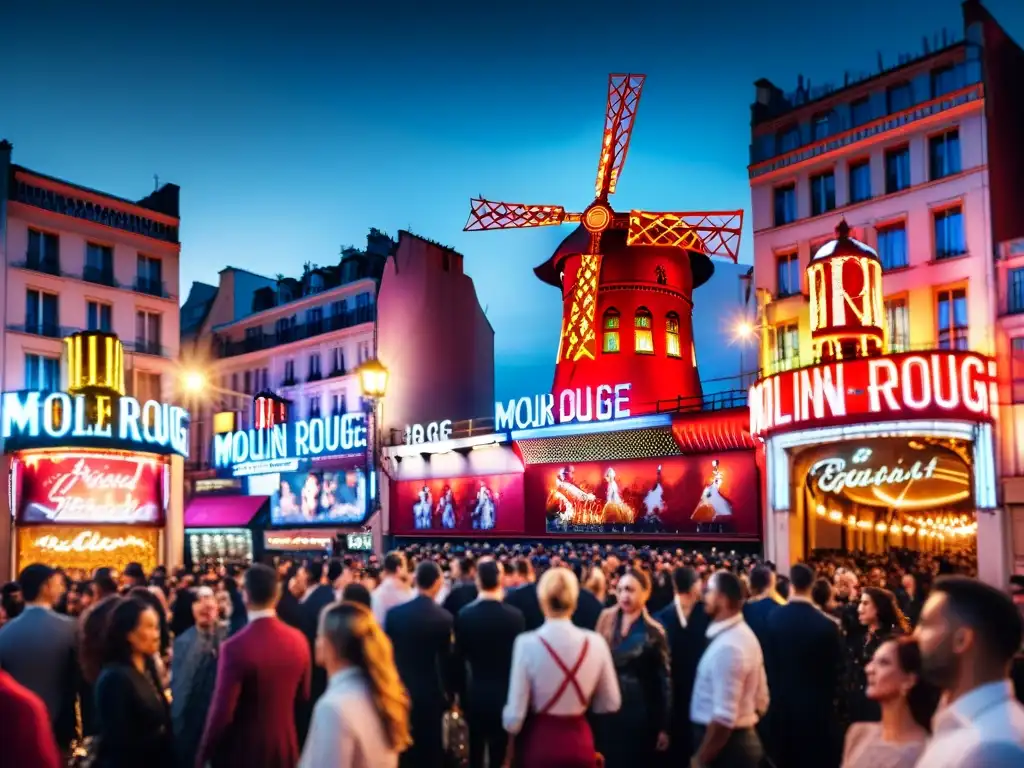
[735,320,755,340]
[358,359,389,401]
[182,370,207,394]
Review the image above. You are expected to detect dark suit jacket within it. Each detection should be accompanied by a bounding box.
[653,599,709,730]
[276,591,304,631]
[301,585,337,702]
[443,582,478,618]
[504,583,543,630]
[453,598,525,717]
[742,596,779,652]
[572,588,604,630]
[94,662,173,768]
[765,600,845,768]
[0,606,78,747]
[196,617,311,768]
[385,594,454,712]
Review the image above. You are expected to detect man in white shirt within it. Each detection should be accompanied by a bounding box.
[371,552,414,625]
[690,570,768,768]
[913,576,1024,768]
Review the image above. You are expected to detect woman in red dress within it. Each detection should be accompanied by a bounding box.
[502,567,622,767]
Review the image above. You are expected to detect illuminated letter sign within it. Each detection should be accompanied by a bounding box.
[1,392,189,456]
[496,383,631,431]
[404,420,453,445]
[213,412,368,470]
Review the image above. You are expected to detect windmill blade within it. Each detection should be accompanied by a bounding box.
[627,210,744,261]
[464,198,568,231]
[594,74,646,199]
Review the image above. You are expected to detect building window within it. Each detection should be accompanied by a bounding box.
[1009,267,1024,315]
[929,130,961,180]
[810,171,836,216]
[772,322,799,371]
[937,288,968,350]
[26,289,59,337]
[306,306,323,333]
[885,297,910,353]
[135,311,162,355]
[283,359,296,385]
[849,160,871,204]
[261,368,269,390]
[332,299,348,318]
[776,252,800,298]
[275,316,295,342]
[331,393,347,416]
[1012,338,1024,403]
[309,353,322,380]
[877,223,908,270]
[634,308,654,354]
[136,254,164,297]
[87,301,113,332]
[243,371,252,394]
[134,371,161,403]
[774,184,797,226]
[85,243,115,286]
[25,354,60,391]
[851,96,872,127]
[931,65,959,98]
[309,396,321,418]
[777,125,800,154]
[885,147,911,193]
[332,347,345,374]
[934,207,965,260]
[27,229,59,272]
[886,81,914,113]
[811,111,832,141]
[665,313,681,357]
[602,309,620,353]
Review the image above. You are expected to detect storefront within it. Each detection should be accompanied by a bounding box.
[0,332,189,577]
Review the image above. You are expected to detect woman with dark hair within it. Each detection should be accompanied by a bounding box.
[78,596,123,737]
[593,568,671,767]
[841,637,937,767]
[846,587,911,723]
[93,598,173,767]
[129,586,171,687]
[168,588,197,639]
[341,582,373,608]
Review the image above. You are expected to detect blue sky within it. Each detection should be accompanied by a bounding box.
[2,0,1022,401]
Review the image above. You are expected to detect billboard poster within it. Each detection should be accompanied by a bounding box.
[15,451,165,525]
[526,453,758,535]
[392,473,525,534]
[271,468,366,526]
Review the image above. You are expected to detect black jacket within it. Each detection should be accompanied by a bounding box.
[653,600,709,728]
[93,662,173,768]
[504,583,544,630]
[572,588,604,630]
[386,594,454,710]
[443,582,478,618]
[302,584,339,702]
[453,598,525,716]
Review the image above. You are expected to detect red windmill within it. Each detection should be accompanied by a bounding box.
[464,73,743,412]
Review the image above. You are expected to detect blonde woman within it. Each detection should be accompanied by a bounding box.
[299,602,411,768]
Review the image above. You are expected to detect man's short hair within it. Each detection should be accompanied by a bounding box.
[671,566,698,594]
[244,564,279,607]
[415,561,442,591]
[326,558,344,583]
[790,563,815,592]
[711,570,743,606]
[749,565,774,594]
[123,562,146,583]
[341,582,372,608]
[515,557,533,578]
[458,556,476,576]
[477,560,501,591]
[932,576,1023,665]
[502,561,515,577]
[305,560,324,583]
[811,578,833,609]
[383,552,404,574]
[18,564,56,602]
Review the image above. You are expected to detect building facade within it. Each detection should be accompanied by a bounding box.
[747,0,1024,580]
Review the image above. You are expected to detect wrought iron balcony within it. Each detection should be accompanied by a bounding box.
[129,339,171,357]
[83,265,118,287]
[214,307,375,358]
[9,322,74,339]
[15,256,61,276]
[134,277,171,298]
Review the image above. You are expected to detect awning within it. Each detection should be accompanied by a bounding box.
[185,495,269,528]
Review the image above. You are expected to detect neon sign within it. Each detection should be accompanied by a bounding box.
[404,420,453,445]
[495,383,631,431]
[749,351,997,439]
[263,531,335,551]
[34,529,151,554]
[213,412,367,469]
[1,391,189,456]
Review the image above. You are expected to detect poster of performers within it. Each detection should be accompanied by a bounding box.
[392,473,526,534]
[528,454,758,535]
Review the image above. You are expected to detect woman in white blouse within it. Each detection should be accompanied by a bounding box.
[299,602,411,768]
[502,567,622,768]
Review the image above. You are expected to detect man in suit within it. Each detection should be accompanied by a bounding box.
[504,556,543,630]
[570,561,603,630]
[653,565,709,764]
[196,563,311,768]
[453,558,525,768]
[0,564,77,752]
[300,558,341,720]
[443,556,478,617]
[765,563,844,768]
[386,560,454,768]
[743,564,781,650]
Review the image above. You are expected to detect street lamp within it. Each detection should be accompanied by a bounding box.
[357,359,389,525]
[357,359,389,401]
[734,320,755,340]
[182,370,207,394]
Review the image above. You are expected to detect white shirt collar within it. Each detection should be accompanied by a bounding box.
[706,612,743,639]
[477,590,503,602]
[675,596,696,629]
[300,585,318,603]
[22,603,53,613]
[935,680,1015,731]
[248,608,277,623]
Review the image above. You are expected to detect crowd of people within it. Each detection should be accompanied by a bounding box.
[0,542,1022,767]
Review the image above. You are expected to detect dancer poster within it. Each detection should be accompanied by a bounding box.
[391,474,525,535]
[526,454,758,535]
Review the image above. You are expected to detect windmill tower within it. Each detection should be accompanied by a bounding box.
[465,74,743,412]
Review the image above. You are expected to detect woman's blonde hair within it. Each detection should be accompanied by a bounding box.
[538,566,579,617]
[319,602,412,752]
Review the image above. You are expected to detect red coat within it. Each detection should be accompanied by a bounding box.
[0,670,61,768]
[195,616,311,768]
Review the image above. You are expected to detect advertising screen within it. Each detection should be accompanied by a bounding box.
[18,525,161,572]
[271,468,367,526]
[392,473,525,534]
[526,453,759,535]
[15,451,165,525]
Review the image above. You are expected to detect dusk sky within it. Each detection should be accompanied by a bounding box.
[3,0,1022,401]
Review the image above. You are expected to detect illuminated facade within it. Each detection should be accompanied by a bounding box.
[748,1,1024,581]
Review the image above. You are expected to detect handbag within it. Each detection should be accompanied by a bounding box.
[442,699,470,767]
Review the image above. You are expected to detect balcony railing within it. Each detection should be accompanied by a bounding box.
[134,277,171,298]
[9,322,74,339]
[83,265,118,287]
[129,339,171,357]
[215,307,376,358]
[15,256,61,276]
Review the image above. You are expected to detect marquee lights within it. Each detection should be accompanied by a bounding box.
[1,391,189,456]
[34,529,150,554]
[213,412,367,469]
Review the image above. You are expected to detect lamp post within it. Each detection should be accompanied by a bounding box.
[357,359,389,524]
